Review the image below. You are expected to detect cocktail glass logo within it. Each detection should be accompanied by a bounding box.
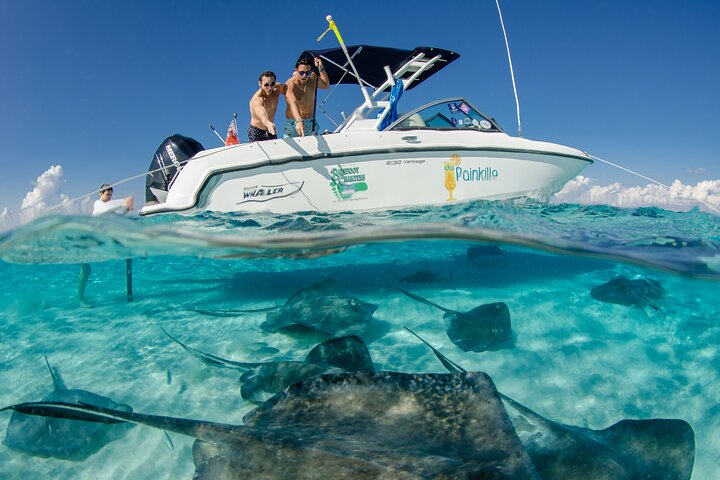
[443,154,462,201]
[330,165,368,201]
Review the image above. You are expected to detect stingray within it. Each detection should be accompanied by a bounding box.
[375,284,512,352]
[404,327,695,480]
[590,275,666,310]
[260,280,377,338]
[466,244,505,261]
[162,328,374,402]
[2,357,133,460]
[394,267,451,283]
[2,370,541,478]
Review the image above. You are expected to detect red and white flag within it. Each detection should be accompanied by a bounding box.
[225,117,239,145]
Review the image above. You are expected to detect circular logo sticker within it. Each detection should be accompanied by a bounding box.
[479,120,492,130]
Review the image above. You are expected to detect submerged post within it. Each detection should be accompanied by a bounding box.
[126,259,133,302]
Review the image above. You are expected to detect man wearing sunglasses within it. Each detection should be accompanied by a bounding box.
[284,57,329,138]
[248,71,286,143]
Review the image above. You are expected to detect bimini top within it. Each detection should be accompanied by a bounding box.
[297,45,460,91]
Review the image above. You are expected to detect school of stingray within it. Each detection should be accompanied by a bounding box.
[1,246,694,478]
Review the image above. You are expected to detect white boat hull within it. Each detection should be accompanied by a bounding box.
[141,130,592,216]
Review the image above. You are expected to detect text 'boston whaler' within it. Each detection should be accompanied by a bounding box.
[141,38,592,216]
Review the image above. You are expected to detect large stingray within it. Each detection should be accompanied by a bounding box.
[162,328,375,401]
[375,284,512,352]
[404,327,695,479]
[590,275,666,310]
[260,280,378,338]
[2,357,133,460]
[1,371,541,478]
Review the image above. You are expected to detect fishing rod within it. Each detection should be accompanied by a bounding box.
[209,112,238,146]
[208,124,225,143]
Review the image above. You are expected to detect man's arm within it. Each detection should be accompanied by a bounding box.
[315,58,329,90]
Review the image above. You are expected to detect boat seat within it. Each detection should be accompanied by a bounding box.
[397,113,426,128]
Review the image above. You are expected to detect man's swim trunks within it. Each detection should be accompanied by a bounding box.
[284,118,319,138]
[247,125,277,143]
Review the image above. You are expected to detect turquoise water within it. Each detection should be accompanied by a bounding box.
[0,201,718,478]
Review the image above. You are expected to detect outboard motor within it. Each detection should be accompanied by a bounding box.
[145,134,204,205]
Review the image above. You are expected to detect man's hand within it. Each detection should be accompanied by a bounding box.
[295,120,305,137]
[124,196,135,211]
[268,122,277,136]
[314,57,323,69]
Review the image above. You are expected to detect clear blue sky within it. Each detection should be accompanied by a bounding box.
[1,0,719,212]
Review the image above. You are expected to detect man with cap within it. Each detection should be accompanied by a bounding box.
[92,184,134,216]
[78,184,135,305]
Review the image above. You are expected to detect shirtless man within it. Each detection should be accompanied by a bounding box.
[284,57,329,137]
[248,71,286,142]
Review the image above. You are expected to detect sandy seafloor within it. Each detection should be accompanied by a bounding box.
[0,204,718,479]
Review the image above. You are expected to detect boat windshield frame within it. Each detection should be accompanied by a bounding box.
[385,98,505,133]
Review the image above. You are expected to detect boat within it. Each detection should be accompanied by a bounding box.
[140,45,592,216]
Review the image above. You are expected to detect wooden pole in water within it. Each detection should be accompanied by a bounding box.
[126,259,133,302]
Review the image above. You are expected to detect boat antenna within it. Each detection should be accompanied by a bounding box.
[317,15,372,105]
[495,0,523,137]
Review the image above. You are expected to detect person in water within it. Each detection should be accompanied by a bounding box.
[248,71,286,142]
[78,184,134,305]
[284,57,329,138]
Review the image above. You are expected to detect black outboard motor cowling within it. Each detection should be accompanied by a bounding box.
[145,134,205,204]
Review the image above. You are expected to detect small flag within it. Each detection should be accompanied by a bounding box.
[225,118,239,146]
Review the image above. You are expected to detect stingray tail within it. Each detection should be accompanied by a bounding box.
[160,326,259,370]
[1,401,127,424]
[365,284,453,314]
[0,401,243,443]
[403,327,465,374]
[188,305,280,317]
[44,356,66,391]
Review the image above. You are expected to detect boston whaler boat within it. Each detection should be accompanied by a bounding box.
[140,45,592,216]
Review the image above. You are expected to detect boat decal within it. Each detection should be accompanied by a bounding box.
[442,154,462,201]
[329,164,368,202]
[456,165,499,182]
[386,159,426,166]
[236,182,304,204]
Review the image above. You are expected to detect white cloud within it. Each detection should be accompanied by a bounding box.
[0,207,15,232]
[16,165,91,225]
[553,176,720,213]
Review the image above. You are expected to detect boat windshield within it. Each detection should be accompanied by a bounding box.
[387,98,502,132]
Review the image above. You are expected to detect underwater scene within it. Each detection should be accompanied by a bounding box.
[0,201,718,479]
